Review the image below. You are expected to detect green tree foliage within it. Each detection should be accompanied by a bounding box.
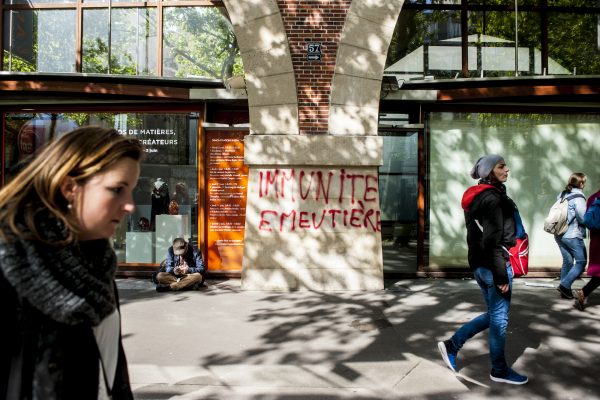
[468,10,540,76]
[3,50,36,72]
[4,10,75,72]
[162,7,243,80]
[548,12,600,75]
[81,8,155,75]
[82,38,138,75]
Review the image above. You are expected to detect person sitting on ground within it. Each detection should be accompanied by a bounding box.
[155,238,205,292]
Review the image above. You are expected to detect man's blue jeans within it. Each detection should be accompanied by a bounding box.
[555,236,587,290]
[447,265,512,375]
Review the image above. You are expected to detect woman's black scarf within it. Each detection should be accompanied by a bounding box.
[0,213,117,326]
[479,178,506,194]
[479,178,517,210]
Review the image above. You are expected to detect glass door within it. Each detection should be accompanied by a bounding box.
[379,130,419,274]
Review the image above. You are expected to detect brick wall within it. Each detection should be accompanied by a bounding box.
[277,0,351,135]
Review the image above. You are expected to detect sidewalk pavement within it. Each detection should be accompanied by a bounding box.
[118,277,600,400]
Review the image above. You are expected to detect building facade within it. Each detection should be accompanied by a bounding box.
[2,0,600,290]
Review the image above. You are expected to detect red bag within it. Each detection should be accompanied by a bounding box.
[508,234,529,277]
[466,185,529,277]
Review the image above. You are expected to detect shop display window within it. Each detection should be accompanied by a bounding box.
[3,112,199,264]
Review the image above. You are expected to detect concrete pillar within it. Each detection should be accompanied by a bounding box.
[224,0,299,135]
[330,0,403,135]
[241,135,383,290]
[222,0,403,290]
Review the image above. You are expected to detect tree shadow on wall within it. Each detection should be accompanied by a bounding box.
[428,114,600,268]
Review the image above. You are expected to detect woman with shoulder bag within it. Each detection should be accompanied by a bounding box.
[554,173,588,300]
[437,154,528,385]
[0,127,142,399]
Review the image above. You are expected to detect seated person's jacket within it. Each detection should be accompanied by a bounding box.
[164,244,205,276]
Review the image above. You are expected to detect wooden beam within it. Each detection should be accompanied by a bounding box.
[438,85,600,101]
[0,80,189,99]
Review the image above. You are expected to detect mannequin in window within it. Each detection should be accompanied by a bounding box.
[133,177,151,205]
[150,177,169,228]
[172,182,189,206]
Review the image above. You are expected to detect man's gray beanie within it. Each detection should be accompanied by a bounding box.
[470,154,504,179]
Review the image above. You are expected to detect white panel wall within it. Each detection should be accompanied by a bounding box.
[428,112,600,268]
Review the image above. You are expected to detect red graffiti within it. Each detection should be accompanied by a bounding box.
[259,168,378,204]
[257,168,381,233]
[258,208,381,233]
[266,169,279,198]
[299,170,314,201]
[316,171,333,203]
[258,210,278,232]
[280,169,295,202]
[365,175,378,202]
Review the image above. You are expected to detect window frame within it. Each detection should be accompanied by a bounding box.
[0,0,227,76]
[398,0,600,78]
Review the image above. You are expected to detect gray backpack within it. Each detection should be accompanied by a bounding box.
[543,192,585,235]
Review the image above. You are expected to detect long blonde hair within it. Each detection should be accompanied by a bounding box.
[0,126,143,244]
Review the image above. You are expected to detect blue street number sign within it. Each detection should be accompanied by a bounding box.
[307,42,322,61]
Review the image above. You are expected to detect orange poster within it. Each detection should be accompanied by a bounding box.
[206,130,248,271]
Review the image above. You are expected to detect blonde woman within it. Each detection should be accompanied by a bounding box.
[0,127,142,399]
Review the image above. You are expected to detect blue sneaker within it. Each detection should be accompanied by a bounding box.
[490,368,528,385]
[437,340,457,372]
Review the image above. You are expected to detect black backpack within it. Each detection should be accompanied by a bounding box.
[151,260,167,284]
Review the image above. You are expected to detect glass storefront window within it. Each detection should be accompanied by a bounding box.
[82,0,156,2]
[162,7,242,79]
[406,0,461,4]
[82,8,157,75]
[4,113,79,178]
[3,10,76,72]
[468,0,539,5]
[2,4,241,78]
[548,12,600,75]
[379,134,418,222]
[378,132,418,273]
[468,11,542,77]
[391,2,600,79]
[82,9,109,73]
[385,9,462,80]
[4,112,199,264]
[4,0,75,4]
[548,0,599,6]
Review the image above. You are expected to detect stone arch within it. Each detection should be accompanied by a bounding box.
[329,0,403,135]
[223,0,299,135]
